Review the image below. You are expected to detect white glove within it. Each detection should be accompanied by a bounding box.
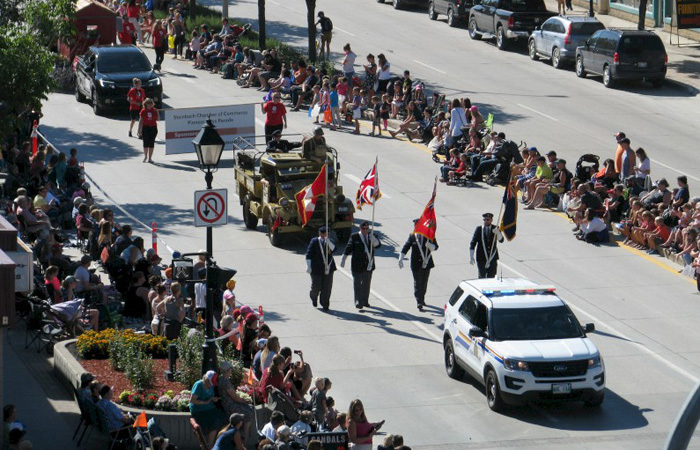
[327,240,336,251]
[426,242,437,252]
[306,260,312,274]
[398,254,405,269]
[370,234,380,246]
[495,227,503,241]
[340,255,347,268]
[469,250,475,265]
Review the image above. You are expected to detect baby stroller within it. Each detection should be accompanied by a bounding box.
[576,154,600,182]
[485,140,525,186]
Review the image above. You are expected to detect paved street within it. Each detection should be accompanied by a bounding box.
[33,0,700,447]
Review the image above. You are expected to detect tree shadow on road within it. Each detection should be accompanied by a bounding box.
[39,124,141,163]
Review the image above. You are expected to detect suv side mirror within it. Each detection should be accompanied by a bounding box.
[585,39,591,48]
[469,327,485,338]
[584,323,595,333]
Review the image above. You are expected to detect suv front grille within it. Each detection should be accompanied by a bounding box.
[529,359,588,377]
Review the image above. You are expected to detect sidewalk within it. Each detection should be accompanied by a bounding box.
[1,328,81,449]
[543,0,700,93]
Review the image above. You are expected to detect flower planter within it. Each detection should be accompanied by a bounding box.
[53,340,199,449]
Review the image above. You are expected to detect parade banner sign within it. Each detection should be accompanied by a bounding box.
[163,104,256,154]
[677,0,700,29]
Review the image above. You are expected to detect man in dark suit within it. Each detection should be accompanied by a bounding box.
[470,212,503,278]
[305,226,336,310]
[341,221,381,309]
[399,224,438,310]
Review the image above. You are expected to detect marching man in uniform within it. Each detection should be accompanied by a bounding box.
[341,221,381,309]
[399,220,438,311]
[305,226,336,311]
[470,212,504,278]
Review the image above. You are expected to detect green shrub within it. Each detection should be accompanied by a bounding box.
[108,334,128,372]
[125,346,154,391]
[175,328,204,389]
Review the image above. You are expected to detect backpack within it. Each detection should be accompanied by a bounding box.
[322,17,333,32]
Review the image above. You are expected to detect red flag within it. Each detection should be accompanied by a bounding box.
[356,162,381,210]
[295,165,327,227]
[413,180,437,241]
[271,212,280,232]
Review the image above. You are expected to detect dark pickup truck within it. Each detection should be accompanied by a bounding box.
[468,0,556,50]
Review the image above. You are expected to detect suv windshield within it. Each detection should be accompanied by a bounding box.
[619,35,665,53]
[97,52,152,73]
[571,22,605,35]
[491,305,583,340]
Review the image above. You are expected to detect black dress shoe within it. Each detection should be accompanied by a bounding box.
[322,306,329,311]
[355,303,362,309]
[311,298,318,307]
[364,303,371,308]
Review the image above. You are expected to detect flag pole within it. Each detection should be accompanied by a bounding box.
[486,171,510,269]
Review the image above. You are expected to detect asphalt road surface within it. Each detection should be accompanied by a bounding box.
[40,0,700,448]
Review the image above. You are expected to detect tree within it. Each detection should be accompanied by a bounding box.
[23,0,76,49]
[258,0,266,50]
[637,0,647,29]
[306,0,316,62]
[0,25,55,139]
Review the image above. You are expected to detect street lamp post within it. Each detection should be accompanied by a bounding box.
[192,117,225,375]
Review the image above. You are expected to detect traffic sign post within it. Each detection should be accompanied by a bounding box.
[194,189,228,227]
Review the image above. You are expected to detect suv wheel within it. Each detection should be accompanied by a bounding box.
[486,370,505,412]
[444,340,465,379]
[469,18,482,40]
[243,197,259,229]
[651,78,664,88]
[496,26,508,50]
[91,89,103,116]
[393,0,402,9]
[552,47,562,69]
[603,65,615,88]
[447,8,456,27]
[268,216,281,246]
[576,56,586,78]
[428,2,438,20]
[528,39,538,61]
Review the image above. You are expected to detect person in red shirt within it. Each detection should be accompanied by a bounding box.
[152,20,168,71]
[120,20,135,44]
[137,98,159,163]
[127,78,145,137]
[261,93,287,144]
[127,0,143,44]
[646,216,671,254]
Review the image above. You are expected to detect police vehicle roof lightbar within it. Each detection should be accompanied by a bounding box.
[481,286,557,296]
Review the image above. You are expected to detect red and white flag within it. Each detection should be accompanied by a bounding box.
[295,164,327,227]
[356,161,381,210]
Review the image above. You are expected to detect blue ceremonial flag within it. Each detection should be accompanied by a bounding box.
[500,174,517,241]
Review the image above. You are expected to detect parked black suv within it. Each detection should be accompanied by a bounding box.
[74,45,163,115]
[428,0,478,27]
[379,0,428,10]
[575,29,667,88]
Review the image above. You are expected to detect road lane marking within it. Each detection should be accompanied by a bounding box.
[413,60,447,75]
[334,27,356,37]
[649,158,700,182]
[516,103,560,122]
[337,267,442,343]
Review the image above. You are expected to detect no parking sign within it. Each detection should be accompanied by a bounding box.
[194,189,228,227]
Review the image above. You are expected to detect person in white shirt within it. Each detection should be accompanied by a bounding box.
[448,98,467,147]
[578,208,608,242]
[341,43,357,95]
[261,411,285,441]
[291,410,313,435]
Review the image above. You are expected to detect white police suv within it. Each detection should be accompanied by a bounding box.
[443,278,605,412]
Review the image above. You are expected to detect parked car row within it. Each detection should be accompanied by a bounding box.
[376,0,668,88]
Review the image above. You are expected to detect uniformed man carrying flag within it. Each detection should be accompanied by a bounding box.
[305,226,336,311]
[399,220,438,311]
[470,212,503,278]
